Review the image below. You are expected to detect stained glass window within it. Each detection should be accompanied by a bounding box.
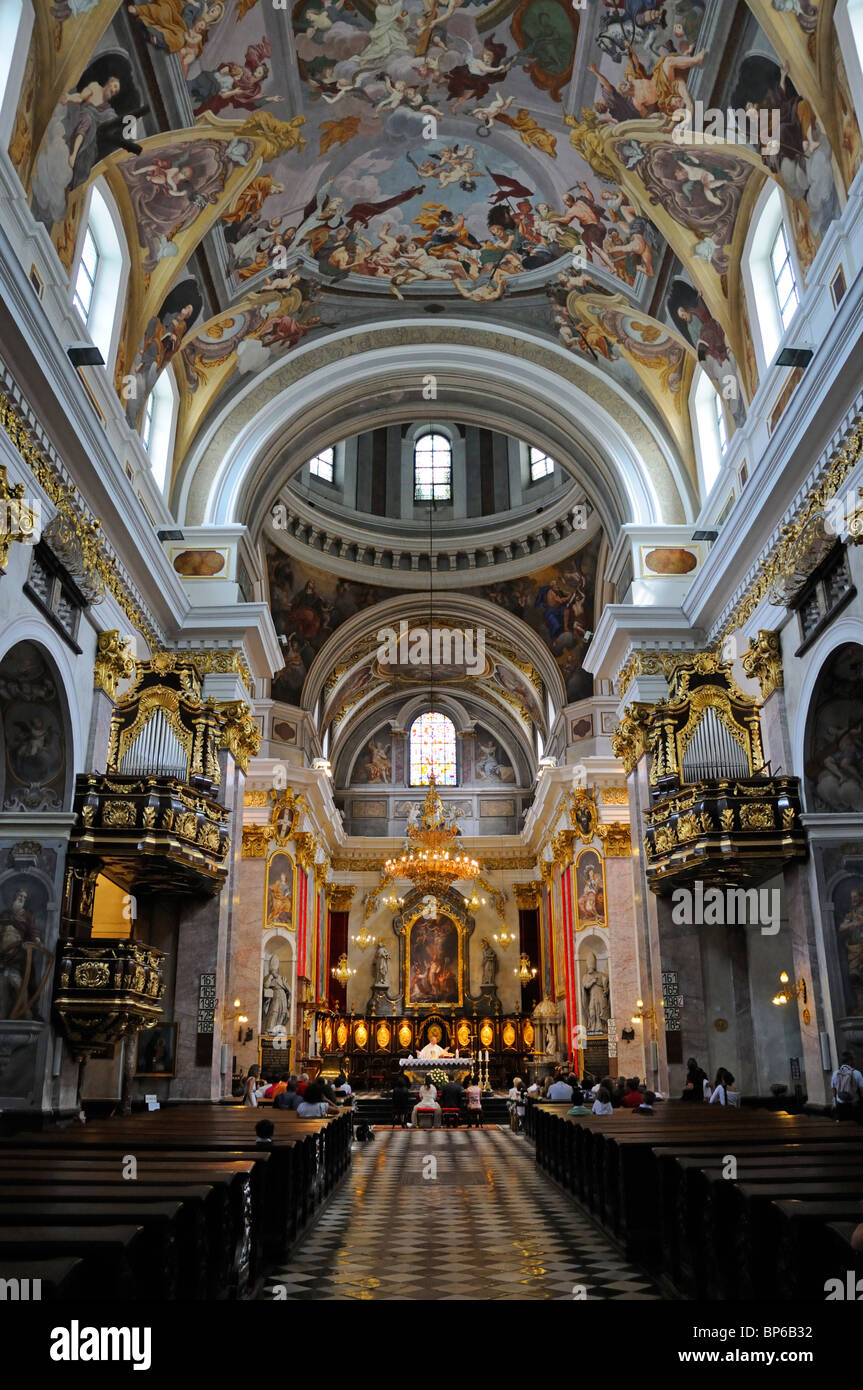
[409,712,457,786]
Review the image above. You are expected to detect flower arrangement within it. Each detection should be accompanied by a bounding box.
[427,1067,449,1091]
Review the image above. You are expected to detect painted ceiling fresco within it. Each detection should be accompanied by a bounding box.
[8,0,862,483]
[265,525,599,723]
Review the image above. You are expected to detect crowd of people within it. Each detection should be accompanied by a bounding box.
[240,1065,352,1117]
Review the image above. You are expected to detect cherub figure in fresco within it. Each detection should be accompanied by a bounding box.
[470,91,515,135]
[373,75,441,117]
[413,144,478,189]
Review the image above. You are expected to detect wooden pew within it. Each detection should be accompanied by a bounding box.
[0,1156,262,1295]
[0,1106,353,1295]
[0,1227,144,1300]
[529,1100,863,1295]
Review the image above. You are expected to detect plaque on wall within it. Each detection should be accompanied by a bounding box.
[195,972,216,1068]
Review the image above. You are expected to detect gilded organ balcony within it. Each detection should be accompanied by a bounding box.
[69,773,230,897]
[644,776,807,891]
[614,653,809,894]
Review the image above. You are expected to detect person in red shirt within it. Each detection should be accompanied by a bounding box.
[296,1072,310,1097]
[620,1077,643,1108]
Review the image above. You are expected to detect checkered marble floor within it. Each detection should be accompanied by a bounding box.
[261,1128,661,1301]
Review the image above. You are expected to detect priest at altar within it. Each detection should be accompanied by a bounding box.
[418,1039,451,1060]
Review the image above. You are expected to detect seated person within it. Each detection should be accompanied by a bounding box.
[632,1090,656,1115]
[547,1073,573,1102]
[709,1069,741,1107]
[567,1087,592,1116]
[392,1075,412,1126]
[620,1077,643,1108]
[440,1078,465,1110]
[411,1080,441,1128]
[465,1075,483,1125]
[273,1080,302,1110]
[592,1086,614,1116]
[297,1082,340,1118]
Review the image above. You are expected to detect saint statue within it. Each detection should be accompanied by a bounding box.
[373,939,390,988]
[582,950,610,1034]
[480,936,498,987]
[261,952,291,1034]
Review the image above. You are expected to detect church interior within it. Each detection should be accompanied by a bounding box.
[0,0,863,1324]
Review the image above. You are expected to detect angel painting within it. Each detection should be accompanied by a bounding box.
[444,35,515,113]
[189,37,284,116]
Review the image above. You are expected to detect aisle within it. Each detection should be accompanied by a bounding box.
[262,1127,661,1301]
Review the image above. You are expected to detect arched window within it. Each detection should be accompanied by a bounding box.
[691,368,726,498]
[141,368,178,493]
[414,432,452,502]
[742,183,800,371]
[409,711,457,786]
[71,184,127,369]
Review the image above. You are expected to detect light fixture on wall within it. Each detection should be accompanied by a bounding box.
[514,953,537,984]
[493,924,514,948]
[350,921,375,950]
[331,953,356,986]
[772,971,807,1006]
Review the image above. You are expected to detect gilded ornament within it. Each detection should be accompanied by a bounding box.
[741,630,784,700]
[0,464,38,567]
[93,631,136,700]
[603,823,632,857]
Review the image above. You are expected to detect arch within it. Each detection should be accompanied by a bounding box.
[173,322,698,532]
[796,633,863,813]
[0,633,77,813]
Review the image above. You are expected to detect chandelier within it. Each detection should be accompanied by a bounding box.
[384,777,480,899]
[514,953,538,984]
[350,922,375,950]
[331,953,355,985]
[493,925,515,949]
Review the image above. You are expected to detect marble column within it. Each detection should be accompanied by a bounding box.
[172,748,245,1100]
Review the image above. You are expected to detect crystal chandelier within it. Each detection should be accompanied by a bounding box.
[384,777,480,899]
[331,953,355,985]
[493,925,515,948]
[350,922,374,950]
[514,952,538,984]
